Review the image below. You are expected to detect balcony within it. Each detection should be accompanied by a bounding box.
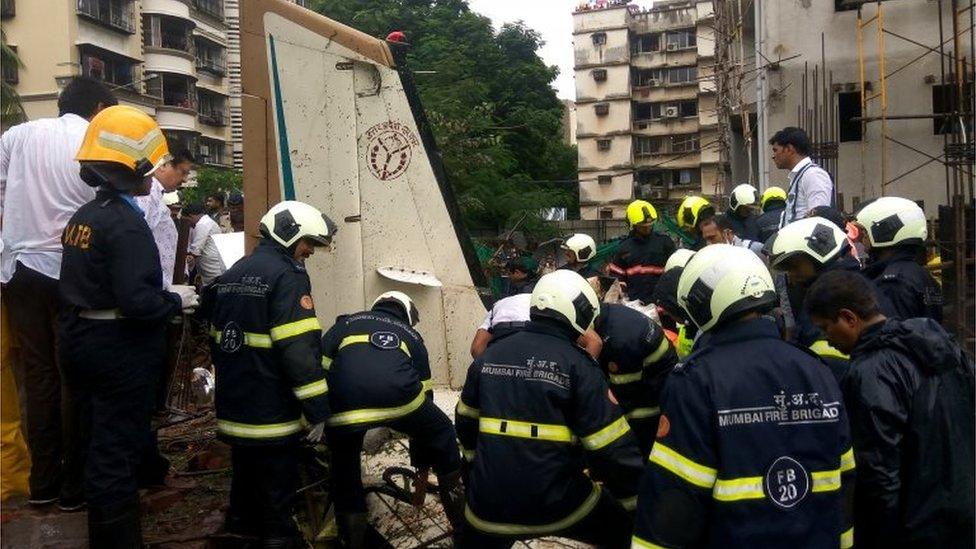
[196,55,226,76]
[198,109,226,126]
[193,0,223,19]
[77,0,135,34]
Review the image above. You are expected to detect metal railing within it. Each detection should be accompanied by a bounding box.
[77,0,134,33]
[196,56,226,75]
[198,109,226,126]
[193,0,223,19]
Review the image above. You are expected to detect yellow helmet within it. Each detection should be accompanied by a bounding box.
[761,186,787,210]
[76,105,170,179]
[626,199,658,227]
[677,196,714,230]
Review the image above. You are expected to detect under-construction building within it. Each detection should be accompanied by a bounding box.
[712,0,973,344]
[573,0,724,220]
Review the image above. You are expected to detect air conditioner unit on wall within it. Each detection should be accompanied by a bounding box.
[666,43,679,51]
[648,78,661,87]
[664,106,679,118]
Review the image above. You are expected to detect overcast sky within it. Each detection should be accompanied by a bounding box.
[467,0,657,101]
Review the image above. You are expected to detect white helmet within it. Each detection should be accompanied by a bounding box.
[678,244,776,332]
[259,200,338,248]
[764,217,847,269]
[855,196,927,248]
[162,191,181,207]
[729,183,759,210]
[530,270,600,335]
[562,233,597,263]
[373,291,419,326]
[664,249,696,273]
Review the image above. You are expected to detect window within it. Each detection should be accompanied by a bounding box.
[932,82,974,135]
[634,68,663,86]
[671,134,700,153]
[632,33,659,54]
[77,0,135,33]
[665,30,696,50]
[592,68,607,82]
[599,208,614,220]
[80,49,133,87]
[838,91,862,142]
[633,102,654,121]
[597,175,612,185]
[597,138,612,151]
[675,168,701,187]
[195,38,226,75]
[592,32,606,46]
[1,0,14,18]
[197,90,226,126]
[668,66,697,84]
[2,45,17,85]
[594,103,609,116]
[634,136,663,156]
[678,100,698,117]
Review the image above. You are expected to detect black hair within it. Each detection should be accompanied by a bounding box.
[808,206,847,230]
[711,214,736,233]
[207,192,225,207]
[804,270,880,320]
[58,76,118,118]
[182,202,206,216]
[170,148,195,165]
[769,126,812,156]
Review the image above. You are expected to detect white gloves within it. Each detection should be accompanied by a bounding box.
[305,422,326,443]
[171,284,200,312]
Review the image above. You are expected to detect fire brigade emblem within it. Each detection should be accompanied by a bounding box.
[364,121,419,181]
[765,456,809,509]
[370,331,400,350]
[221,322,244,353]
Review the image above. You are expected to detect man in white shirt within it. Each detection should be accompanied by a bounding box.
[182,202,222,279]
[769,126,834,227]
[135,149,194,289]
[469,292,601,358]
[0,76,117,509]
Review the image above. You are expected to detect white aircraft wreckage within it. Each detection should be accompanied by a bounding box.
[239,0,489,388]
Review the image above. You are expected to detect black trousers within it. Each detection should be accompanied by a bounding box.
[227,443,300,539]
[60,315,163,507]
[4,262,84,501]
[461,487,633,548]
[328,398,461,514]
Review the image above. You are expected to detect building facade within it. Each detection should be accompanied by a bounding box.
[739,0,973,217]
[573,0,722,221]
[3,0,234,168]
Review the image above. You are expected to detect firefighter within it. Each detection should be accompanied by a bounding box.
[608,199,676,307]
[593,302,678,456]
[457,270,643,548]
[756,186,787,243]
[204,200,334,546]
[632,244,854,548]
[321,291,464,546]
[764,217,888,381]
[676,195,716,250]
[652,249,697,358]
[805,270,974,548]
[854,196,943,322]
[560,233,601,280]
[726,183,760,240]
[58,105,198,546]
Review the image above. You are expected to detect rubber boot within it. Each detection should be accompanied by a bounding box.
[88,496,142,549]
[336,512,369,549]
[436,469,466,535]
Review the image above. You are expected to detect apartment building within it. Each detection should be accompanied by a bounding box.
[573,0,722,220]
[2,0,233,168]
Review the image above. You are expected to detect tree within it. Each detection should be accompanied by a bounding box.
[1,29,26,128]
[181,167,242,205]
[309,0,577,237]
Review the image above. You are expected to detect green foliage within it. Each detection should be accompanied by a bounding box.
[182,167,242,205]
[309,0,577,236]
[1,29,26,128]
